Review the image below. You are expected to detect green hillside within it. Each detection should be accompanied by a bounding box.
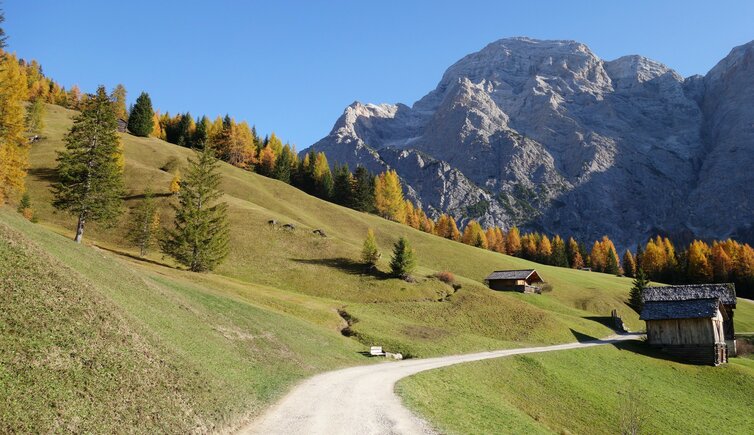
[398,342,754,434]
[6,103,754,431]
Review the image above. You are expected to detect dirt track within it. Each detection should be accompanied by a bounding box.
[240,334,640,435]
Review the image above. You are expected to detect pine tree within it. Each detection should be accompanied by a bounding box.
[361,228,381,269]
[127,188,160,257]
[390,237,416,279]
[0,53,30,203]
[25,97,46,136]
[160,147,230,272]
[127,92,154,137]
[0,7,6,49]
[462,221,487,249]
[110,84,127,120]
[53,87,125,243]
[351,166,376,212]
[629,268,649,312]
[193,115,210,149]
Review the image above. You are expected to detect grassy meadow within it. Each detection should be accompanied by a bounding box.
[4,102,754,431]
[398,341,754,434]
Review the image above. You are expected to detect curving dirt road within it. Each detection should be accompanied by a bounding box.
[240,334,641,435]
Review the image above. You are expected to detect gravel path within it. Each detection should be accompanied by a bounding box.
[240,334,641,435]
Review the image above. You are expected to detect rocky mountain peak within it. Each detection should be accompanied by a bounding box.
[307,37,754,249]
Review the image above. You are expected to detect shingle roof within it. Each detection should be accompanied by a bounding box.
[485,269,538,281]
[640,298,721,321]
[642,283,736,305]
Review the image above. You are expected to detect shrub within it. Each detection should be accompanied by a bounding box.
[539,282,553,293]
[737,337,754,357]
[434,271,455,284]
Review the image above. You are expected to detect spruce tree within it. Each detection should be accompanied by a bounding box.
[623,249,637,278]
[127,92,154,137]
[361,228,381,269]
[390,237,416,279]
[605,246,620,275]
[629,268,649,312]
[272,145,294,183]
[352,166,376,212]
[127,188,159,257]
[332,163,354,206]
[0,7,6,49]
[53,86,124,243]
[160,147,229,272]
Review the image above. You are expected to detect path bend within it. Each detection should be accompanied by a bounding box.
[240,334,641,435]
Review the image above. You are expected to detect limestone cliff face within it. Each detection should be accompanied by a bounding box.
[307,37,754,247]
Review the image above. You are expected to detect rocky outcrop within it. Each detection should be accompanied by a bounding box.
[306,37,754,248]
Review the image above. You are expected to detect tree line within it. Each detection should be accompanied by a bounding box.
[4,8,754,295]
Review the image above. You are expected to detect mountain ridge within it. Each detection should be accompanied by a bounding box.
[307,37,754,248]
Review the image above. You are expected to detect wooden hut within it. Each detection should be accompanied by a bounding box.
[640,283,737,365]
[485,269,543,293]
[643,284,737,353]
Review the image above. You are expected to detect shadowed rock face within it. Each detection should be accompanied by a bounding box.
[307,37,754,248]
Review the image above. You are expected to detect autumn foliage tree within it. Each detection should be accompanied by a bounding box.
[375,170,406,223]
[0,53,30,203]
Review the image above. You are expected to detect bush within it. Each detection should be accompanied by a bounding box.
[434,271,455,284]
[160,156,181,173]
[539,282,553,293]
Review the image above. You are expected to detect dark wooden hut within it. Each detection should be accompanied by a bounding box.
[640,283,737,365]
[485,269,543,293]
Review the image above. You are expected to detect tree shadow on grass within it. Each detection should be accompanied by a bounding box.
[584,316,617,330]
[94,244,174,269]
[292,257,393,280]
[569,328,601,343]
[123,192,173,201]
[27,167,58,183]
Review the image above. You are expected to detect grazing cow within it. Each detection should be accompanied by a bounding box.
[268,219,278,227]
[313,229,327,237]
[282,223,296,231]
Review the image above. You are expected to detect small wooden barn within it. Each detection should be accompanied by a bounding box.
[485,269,544,293]
[640,283,737,365]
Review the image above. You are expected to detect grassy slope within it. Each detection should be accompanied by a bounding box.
[398,342,754,434]
[12,103,754,430]
[26,105,646,352]
[0,211,365,432]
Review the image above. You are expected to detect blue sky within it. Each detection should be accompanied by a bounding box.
[6,1,754,148]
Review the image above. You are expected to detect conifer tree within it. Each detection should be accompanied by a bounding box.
[538,235,553,264]
[629,268,649,312]
[507,226,522,256]
[193,115,210,149]
[605,246,621,275]
[361,228,381,269]
[551,235,568,267]
[313,152,333,199]
[273,144,295,183]
[17,192,33,220]
[160,147,229,272]
[258,146,276,175]
[53,86,125,243]
[127,188,160,257]
[462,221,488,249]
[0,7,6,49]
[110,84,127,120]
[447,216,461,241]
[332,163,354,206]
[687,240,712,283]
[566,237,580,268]
[623,249,637,278]
[0,53,29,203]
[390,237,416,279]
[375,170,406,223]
[352,166,376,212]
[127,92,154,137]
[25,97,46,136]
